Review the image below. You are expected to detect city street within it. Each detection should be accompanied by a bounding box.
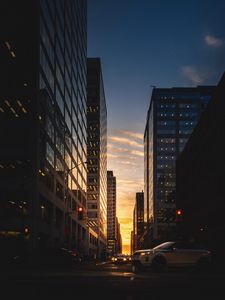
[1,261,225,300]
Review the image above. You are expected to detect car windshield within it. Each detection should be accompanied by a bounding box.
[153,241,175,250]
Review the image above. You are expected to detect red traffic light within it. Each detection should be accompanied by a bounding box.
[24,227,29,234]
[77,207,84,220]
[23,227,30,239]
[176,209,182,216]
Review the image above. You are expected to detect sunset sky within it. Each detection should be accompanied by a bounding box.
[87,0,225,253]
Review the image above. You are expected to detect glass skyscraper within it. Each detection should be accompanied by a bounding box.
[87,58,107,258]
[144,86,215,246]
[0,0,88,256]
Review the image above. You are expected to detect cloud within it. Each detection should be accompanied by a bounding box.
[181,66,204,85]
[108,143,143,156]
[109,136,143,148]
[204,35,223,48]
[131,150,144,157]
[113,129,143,141]
[107,153,119,158]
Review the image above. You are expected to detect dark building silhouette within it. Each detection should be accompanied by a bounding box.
[87,58,107,258]
[144,85,216,247]
[0,0,89,257]
[107,170,117,256]
[132,191,144,252]
[116,217,122,254]
[176,73,225,264]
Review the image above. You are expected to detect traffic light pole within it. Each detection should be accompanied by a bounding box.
[64,161,87,251]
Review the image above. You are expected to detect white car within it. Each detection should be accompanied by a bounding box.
[131,241,211,272]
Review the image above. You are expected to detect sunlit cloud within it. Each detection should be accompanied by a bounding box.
[113,129,143,140]
[204,35,223,48]
[107,153,119,158]
[109,136,143,148]
[108,143,143,157]
[131,150,144,157]
[181,66,204,84]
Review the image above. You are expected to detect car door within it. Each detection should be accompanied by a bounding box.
[169,242,194,266]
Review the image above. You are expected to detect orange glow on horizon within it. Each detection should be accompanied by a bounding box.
[107,129,144,255]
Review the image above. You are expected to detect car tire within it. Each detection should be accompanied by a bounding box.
[151,256,167,272]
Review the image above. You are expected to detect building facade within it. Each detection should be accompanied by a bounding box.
[144,85,215,247]
[87,58,107,258]
[176,73,225,264]
[115,217,122,254]
[132,192,144,252]
[107,170,117,256]
[0,0,89,257]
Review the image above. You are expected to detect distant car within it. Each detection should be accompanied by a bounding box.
[111,254,131,264]
[131,241,211,272]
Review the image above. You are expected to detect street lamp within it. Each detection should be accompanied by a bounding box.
[66,161,87,174]
[64,161,87,251]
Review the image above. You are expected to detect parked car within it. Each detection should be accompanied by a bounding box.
[131,241,211,272]
[111,254,131,264]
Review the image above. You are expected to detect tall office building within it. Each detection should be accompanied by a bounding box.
[132,192,144,252]
[144,85,215,246]
[107,170,117,256]
[176,73,225,262]
[87,58,107,258]
[0,0,88,256]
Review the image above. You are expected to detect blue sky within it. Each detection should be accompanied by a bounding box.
[87,0,225,251]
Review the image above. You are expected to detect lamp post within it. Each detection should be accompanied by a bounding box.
[64,161,87,251]
[67,161,87,174]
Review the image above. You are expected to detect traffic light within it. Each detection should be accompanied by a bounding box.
[176,209,182,216]
[176,209,183,222]
[23,227,30,240]
[77,207,84,220]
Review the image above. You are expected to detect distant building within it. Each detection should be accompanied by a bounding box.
[144,85,216,246]
[132,192,144,252]
[116,217,122,254]
[176,73,225,264]
[87,58,107,258]
[107,170,117,256]
[0,0,88,256]
[130,231,134,255]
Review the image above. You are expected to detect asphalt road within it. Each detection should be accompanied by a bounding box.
[1,262,225,300]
